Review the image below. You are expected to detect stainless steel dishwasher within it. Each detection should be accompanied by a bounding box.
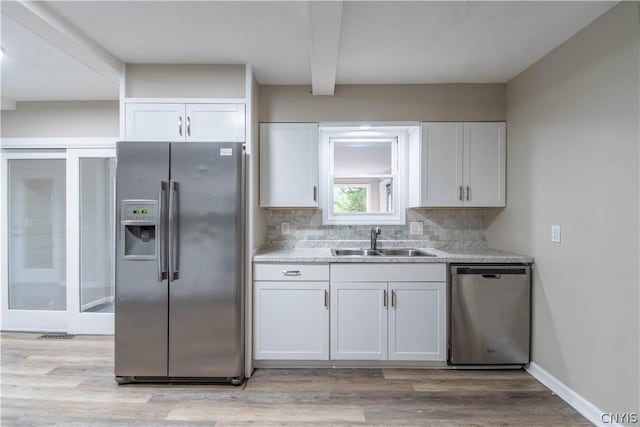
[449,264,531,366]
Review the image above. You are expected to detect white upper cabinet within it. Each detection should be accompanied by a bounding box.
[125,103,185,141]
[410,123,464,207]
[409,122,505,207]
[260,123,319,208]
[185,104,245,142]
[463,123,506,207]
[125,103,245,142]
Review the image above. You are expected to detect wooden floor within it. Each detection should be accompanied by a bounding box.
[1,333,588,426]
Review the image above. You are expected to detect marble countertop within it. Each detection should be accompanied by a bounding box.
[253,247,534,264]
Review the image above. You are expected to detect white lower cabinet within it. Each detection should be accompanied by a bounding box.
[254,281,329,360]
[330,282,388,360]
[388,282,447,361]
[330,263,447,362]
[253,262,446,362]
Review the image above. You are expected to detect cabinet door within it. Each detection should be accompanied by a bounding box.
[330,282,387,360]
[260,123,319,207]
[463,122,506,207]
[254,282,329,360]
[125,103,185,141]
[185,104,245,142]
[419,123,464,207]
[388,282,447,361]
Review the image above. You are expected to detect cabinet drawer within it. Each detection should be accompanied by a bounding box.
[331,263,446,282]
[254,263,329,281]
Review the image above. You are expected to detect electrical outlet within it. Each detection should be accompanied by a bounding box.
[551,225,561,243]
[281,222,290,235]
[409,221,423,235]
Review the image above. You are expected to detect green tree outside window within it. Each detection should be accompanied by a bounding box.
[334,186,367,212]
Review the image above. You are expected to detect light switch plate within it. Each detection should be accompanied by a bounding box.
[281,222,290,235]
[551,225,561,243]
[410,221,424,235]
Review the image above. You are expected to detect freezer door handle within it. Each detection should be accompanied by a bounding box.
[169,180,179,280]
[157,181,168,281]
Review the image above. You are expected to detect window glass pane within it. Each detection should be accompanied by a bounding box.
[333,140,392,175]
[80,158,116,313]
[8,159,66,310]
[333,178,393,213]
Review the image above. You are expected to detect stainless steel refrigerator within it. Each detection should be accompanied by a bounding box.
[114,141,244,384]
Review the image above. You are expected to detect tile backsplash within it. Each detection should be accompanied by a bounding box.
[263,208,489,250]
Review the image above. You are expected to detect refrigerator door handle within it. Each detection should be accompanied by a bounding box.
[157,181,168,281]
[169,180,179,280]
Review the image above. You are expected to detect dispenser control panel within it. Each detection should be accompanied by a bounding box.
[123,201,157,222]
[121,200,158,260]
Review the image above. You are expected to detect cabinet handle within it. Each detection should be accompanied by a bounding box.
[466,186,470,201]
[459,186,463,201]
[324,289,328,308]
[186,116,191,137]
[282,270,301,276]
[313,186,317,202]
[178,116,183,136]
[391,290,396,308]
[383,289,388,308]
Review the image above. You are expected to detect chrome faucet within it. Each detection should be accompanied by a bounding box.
[370,227,382,250]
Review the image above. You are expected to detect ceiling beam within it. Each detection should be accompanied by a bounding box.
[1,1,122,81]
[308,1,343,96]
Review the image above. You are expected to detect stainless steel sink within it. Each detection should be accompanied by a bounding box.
[377,248,437,257]
[331,249,381,256]
[331,248,437,257]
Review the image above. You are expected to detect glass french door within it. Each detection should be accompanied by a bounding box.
[67,149,116,334]
[1,148,116,333]
[2,152,68,331]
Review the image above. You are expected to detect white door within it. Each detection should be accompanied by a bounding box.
[66,149,116,334]
[125,103,186,141]
[463,122,506,207]
[388,282,447,361]
[260,123,319,207]
[185,104,245,142]
[254,282,329,360]
[330,282,387,360]
[2,152,68,331]
[419,123,464,207]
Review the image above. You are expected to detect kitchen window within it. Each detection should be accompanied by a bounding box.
[319,125,411,225]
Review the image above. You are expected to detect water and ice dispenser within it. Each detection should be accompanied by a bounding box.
[121,200,158,260]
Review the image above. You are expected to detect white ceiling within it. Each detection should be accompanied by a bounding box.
[0,15,118,101]
[1,1,615,101]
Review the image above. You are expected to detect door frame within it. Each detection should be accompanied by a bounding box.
[1,151,68,332]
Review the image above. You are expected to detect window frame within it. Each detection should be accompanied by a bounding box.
[319,125,411,225]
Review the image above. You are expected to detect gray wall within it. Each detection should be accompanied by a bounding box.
[125,64,246,99]
[1,101,119,138]
[259,84,505,122]
[487,2,639,414]
[259,83,506,248]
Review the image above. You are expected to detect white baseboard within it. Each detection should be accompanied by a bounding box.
[527,362,618,427]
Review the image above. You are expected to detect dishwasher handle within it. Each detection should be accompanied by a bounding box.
[456,267,527,275]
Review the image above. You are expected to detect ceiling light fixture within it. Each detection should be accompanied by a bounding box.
[359,124,372,130]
